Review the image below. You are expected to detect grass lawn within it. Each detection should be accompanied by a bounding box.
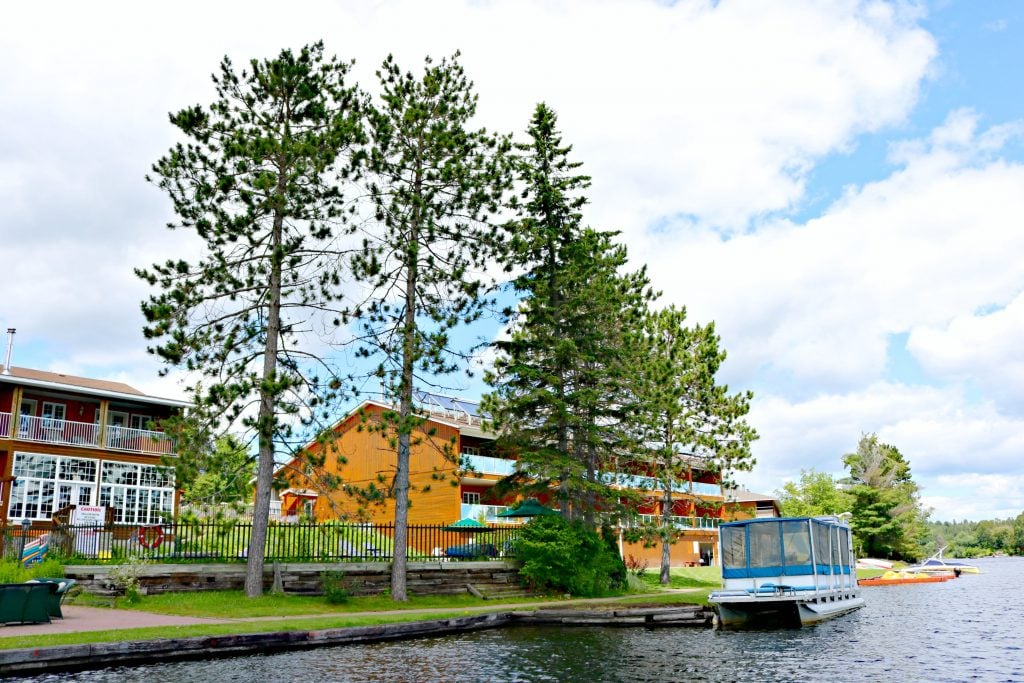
[75,590,526,618]
[0,587,710,652]
[0,610,487,652]
[638,566,721,590]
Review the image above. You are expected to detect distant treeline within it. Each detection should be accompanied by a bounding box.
[925,515,1024,558]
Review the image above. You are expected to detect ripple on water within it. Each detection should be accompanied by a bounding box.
[22,557,1024,683]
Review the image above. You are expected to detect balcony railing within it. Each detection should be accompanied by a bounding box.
[13,414,100,446]
[460,503,512,522]
[602,472,723,497]
[106,426,176,456]
[461,453,518,477]
[459,454,723,498]
[637,513,720,530]
[4,413,175,456]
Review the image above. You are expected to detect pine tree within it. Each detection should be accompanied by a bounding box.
[485,104,653,528]
[628,306,757,583]
[842,434,929,560]
[349,53,510,600]
[137,43,363,597]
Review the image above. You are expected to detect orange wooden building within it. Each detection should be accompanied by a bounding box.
[278,392,738,567]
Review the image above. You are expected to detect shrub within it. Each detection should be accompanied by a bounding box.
[513,516,627,597]
[107,556,149,604]
[625,554,649,577]
[320,571,350,604]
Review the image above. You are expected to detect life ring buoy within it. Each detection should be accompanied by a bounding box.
[138,525,164,549]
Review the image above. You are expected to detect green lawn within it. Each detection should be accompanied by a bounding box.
[76,590,548,618]
[638,566,721,590]
[0,610,484,651]
[0,588,712,652]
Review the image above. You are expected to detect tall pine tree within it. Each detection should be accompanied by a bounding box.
[138,43,363,596]
[485,104,653,527]
[628,306,757,583]
[348,53,510,600]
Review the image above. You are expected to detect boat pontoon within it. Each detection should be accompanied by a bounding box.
[709,516,865,628]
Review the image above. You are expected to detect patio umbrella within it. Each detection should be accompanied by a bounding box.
[495,499,558,518]
[442,517,493,532]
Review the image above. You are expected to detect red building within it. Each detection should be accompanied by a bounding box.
[0,364,187,528]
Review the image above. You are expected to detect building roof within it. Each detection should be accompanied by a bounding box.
[0,365,189,408]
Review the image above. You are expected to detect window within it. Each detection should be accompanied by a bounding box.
[462,492,481,505]
[42,402,66,423]
[129,415,152,431]
[8,452,98,521]
[98,461,174,524]
[462,446,481,456]
[41,403,66,440]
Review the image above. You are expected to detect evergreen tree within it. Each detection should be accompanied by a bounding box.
[628,306,757,584]
[348,53,510,601]
[138,43,363,596]
[842,433,929,560]
[485,104,653,528]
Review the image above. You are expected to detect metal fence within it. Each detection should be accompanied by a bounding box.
[1,522,521,564]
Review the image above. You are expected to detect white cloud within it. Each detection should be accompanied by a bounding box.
[737,381,1024,520]
[0,0,937,386]
[908,291,1024,411]
[646,110,1024,391]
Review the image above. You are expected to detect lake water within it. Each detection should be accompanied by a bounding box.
[25,557,1024,683]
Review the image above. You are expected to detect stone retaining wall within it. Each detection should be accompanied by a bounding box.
[63,561,521,597]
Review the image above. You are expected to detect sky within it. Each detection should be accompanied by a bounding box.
[2,0,1022,522]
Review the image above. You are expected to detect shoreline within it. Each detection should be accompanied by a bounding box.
[0,604,713,678]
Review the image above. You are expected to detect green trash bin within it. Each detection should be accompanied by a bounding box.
[0,583,54,624]
[26,578,76,619]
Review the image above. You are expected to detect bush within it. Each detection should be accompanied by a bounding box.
[320,571,350,604]
[0,557,65,583]
[107,556,149,604]
[513,517,627,597]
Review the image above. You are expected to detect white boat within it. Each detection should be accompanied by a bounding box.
[856,557,894,570]
[709,516,865,628]
[907,547,981,575]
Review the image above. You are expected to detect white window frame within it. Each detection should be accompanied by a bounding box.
[7,451,99,521]
[129,414,152,431]
[462,491,481,505]
[98,461,175,525]
[42,402,66,422]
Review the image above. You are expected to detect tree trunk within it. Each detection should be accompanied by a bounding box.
[660,482,673,586]
[391,167,421,603]
[245,203,284,598]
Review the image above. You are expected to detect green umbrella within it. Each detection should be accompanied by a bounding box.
[443,517,493,531]
[495,498,558,518]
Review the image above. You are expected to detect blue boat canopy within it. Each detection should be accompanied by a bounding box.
[720,517,854,579]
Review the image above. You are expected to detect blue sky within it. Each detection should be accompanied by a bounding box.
[2,0,1023,521]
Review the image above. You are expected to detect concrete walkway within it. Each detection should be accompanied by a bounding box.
[0,605,231,637]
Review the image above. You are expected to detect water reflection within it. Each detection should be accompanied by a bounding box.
[24,558,1024,683]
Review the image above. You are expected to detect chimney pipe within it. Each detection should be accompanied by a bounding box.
[3,328,14,375]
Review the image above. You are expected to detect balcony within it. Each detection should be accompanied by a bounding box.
[636,513,720,530]
[602,472,723,498]
[460,503,512,523]
[461,453,518,477]
[2,412,176,456]
[459,454,723,498]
